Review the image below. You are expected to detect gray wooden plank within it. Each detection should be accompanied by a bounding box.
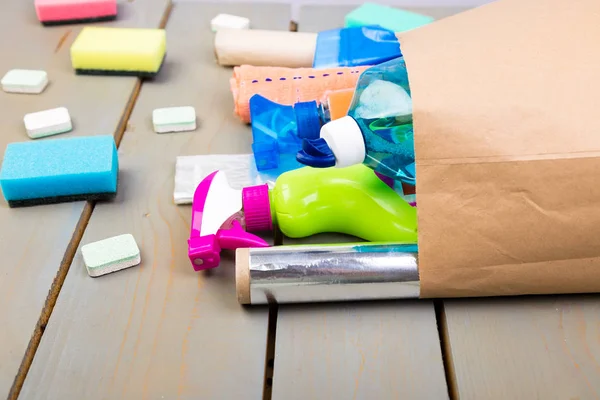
[0,1,171,398]
[444,296,600,399]
[297,4,468,32]
[271,6,467,399]
[273,234,448,400]
[19,3,291,399]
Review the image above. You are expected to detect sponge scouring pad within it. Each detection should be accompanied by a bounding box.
[35,0,117,26]
[81,234,141,277]
[70,27,166,77]
[0,135,118,207]
[345,3,434,33]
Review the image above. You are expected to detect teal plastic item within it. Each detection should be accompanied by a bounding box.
[345,3,434,33]
[0,135,118,207]
[297,57,416,185]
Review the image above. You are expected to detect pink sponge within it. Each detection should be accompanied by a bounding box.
[35,0,117,26]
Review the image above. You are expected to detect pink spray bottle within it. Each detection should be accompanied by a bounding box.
[187,170,270,271]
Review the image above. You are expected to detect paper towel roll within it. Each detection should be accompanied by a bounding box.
[214,28,317,68]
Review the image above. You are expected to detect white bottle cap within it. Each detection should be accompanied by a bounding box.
[320,116,366,168]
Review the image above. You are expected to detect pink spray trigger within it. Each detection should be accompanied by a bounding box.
[188,170,269,271]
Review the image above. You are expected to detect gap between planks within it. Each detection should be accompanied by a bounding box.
[261,12,299,400]
[434,300,459,400]
[262,304,279,400]
[263,230,283,400]
[6,3,175,400]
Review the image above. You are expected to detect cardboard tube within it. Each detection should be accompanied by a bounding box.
[235,243,419,305]
[235,248,251,305]
[215,28,317,68]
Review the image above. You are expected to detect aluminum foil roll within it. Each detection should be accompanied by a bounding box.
[236,242,419,305]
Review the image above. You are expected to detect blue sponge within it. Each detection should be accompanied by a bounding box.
[0,135,118,207]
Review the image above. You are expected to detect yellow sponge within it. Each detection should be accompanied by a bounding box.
[70,27,166,77]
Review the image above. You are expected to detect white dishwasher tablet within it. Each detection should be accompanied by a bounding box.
[81,234,141,277]
[211,14,250,32]
[24,107,72,139]
[152,106,197,133]
[1,69,49,94]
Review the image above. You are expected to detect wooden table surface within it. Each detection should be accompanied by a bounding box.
[1,1,599,399]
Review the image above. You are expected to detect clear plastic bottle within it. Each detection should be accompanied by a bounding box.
[296,56,415,185]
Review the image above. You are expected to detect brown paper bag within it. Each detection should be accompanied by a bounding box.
[398,0,600,298]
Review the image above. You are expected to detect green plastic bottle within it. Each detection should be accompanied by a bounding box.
[240,164,417,242]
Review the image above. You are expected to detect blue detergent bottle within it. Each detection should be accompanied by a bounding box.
[250,94,334,173]
[296,56,415,185]
[313,25,402,69]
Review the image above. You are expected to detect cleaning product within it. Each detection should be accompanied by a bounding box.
[0,135,118,207]
[249,95,416,205]
[313,25,402,68]
[152,106,197,133]
[24,107,73,139]
[187,164,417,271]
[1,69,49,94]
[250,90,362,177]
[81,234,141,277]
[249,95,302,173]
[249,95,335,174]
[70,27,166,77]
[35,0,117,26]
[297,56,416,185]
[210,14,250,32]
[187,170,269,271]
[244,163,417,241]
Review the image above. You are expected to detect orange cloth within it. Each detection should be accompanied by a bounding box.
[322,88,355,120]
[230,65,369,123]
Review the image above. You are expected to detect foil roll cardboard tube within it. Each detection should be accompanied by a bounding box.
[214,28,317,68]
[236,243,419,305]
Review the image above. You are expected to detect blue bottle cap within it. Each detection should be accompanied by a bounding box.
[296,138,336,168]
[293,101,321,140]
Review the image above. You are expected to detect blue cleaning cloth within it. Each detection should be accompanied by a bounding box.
[313,25,402,68]
[0,135,118,202]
